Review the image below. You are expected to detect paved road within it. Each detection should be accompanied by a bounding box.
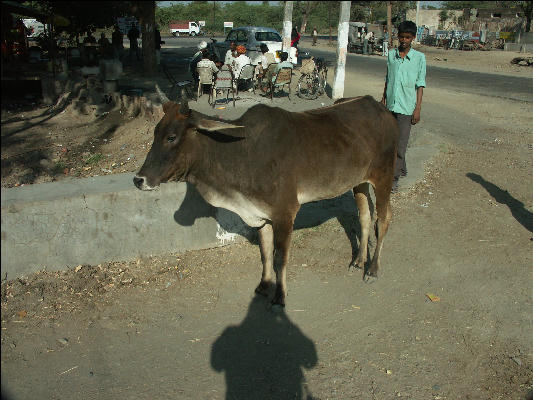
[161,36,533,103]
[299,45,533,103]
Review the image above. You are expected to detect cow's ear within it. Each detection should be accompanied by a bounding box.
[163,101,190,121]
[195,119,244,132]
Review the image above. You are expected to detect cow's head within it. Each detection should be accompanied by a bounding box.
[133,86,243,191]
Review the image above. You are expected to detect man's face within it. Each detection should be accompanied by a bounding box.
[230,42,236,51]
[398,32,415,50]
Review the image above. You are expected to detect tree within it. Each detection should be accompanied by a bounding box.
[294,1,321,33]
[439,10,449,29]
[131,1,156,76]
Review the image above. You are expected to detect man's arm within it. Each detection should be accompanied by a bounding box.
[381,81,387,106]
[411,86,423,125]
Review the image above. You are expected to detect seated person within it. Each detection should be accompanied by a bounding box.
[224,41,236,66]
[254,43,275,80]
[190,41,208,83]
[263,51,293,92]
[231,45,251,79]
[197,48,219,74]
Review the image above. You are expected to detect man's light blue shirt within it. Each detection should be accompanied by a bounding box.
[385,48,426,115]
[273,61,293,82]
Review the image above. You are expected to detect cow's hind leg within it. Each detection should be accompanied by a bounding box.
[349,182,372,272]
[255,223,275,297]
[365,180,393,280]
[271,211,299,307]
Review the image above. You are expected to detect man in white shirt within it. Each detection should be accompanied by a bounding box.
[254,43,275,80]
[231,45,251,79]
[363,30,373,55]
[197,48,219,74]
[224,41,236,66]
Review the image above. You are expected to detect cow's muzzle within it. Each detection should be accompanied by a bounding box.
[133,175,158,191]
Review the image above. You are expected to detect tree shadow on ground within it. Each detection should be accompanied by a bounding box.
[211,294,318,400]
[466,172,533,234]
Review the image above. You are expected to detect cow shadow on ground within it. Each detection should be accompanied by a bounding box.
[174,183,370,267]
[466,173,533,235]
[211,294,318,400]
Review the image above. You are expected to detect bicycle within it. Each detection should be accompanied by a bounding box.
[297,57,328,100]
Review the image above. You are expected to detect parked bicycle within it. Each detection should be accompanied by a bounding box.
[297,57,328,100]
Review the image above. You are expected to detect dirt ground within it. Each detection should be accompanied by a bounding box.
[2,48,533,399]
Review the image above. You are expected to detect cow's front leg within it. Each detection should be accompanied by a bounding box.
[255,223,275,297]
[271,213,298,307]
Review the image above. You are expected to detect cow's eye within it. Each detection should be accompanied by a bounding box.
[167,135,177,143]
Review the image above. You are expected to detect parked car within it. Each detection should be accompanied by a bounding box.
[212,26,302,66]
[169,21,201,37]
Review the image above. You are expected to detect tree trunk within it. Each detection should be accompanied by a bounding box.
[136,1,156,76]
[301,17,308,34]
[282,1,293,52]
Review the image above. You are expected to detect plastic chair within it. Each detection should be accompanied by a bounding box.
[269,67,292,101]
[212,67,236,108]
[196,66,214,104]
[236,64,256,95]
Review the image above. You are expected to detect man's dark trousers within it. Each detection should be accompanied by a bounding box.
[392,112,412,181]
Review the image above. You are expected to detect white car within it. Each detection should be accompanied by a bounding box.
[213,26,299,66]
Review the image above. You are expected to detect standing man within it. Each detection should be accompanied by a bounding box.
[112,25,124,61]
[381,21,426,193]
[127,24,140,61]
[382,27,389,57]
[154,28,164,66]
[363,29,373,55]
[312,27,318,46]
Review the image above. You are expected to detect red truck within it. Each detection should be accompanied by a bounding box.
[169,21,200,37]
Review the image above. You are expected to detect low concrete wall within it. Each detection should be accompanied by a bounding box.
[1,174,253,280]
[1,173,359,280]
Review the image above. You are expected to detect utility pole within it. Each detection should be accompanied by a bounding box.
[415,0,420,43]
[282,1,293,52]
[332,1,351,100]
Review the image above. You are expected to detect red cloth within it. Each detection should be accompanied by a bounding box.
[291,33,301,47]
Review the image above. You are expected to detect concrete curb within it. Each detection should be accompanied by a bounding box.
[1,174,253,280]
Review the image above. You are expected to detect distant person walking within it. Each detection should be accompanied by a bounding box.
[363,29,373,55]
[381,21,426,193]
[382,28,389,57]
[127,25,140,61]
[312,27,318,46]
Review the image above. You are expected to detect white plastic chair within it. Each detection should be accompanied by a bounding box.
[196,66,214,104]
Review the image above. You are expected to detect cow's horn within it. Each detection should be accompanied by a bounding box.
[155,83,170,104]
[180,99,190,115]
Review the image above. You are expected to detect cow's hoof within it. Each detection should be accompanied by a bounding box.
[348,261,363,272]
[255,280,274,297]
[363,270,378,283]
[271,287,286,308]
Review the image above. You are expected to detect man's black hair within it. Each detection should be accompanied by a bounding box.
[280,51,288,61]
[260,43,269,52]
[398,20,417,36]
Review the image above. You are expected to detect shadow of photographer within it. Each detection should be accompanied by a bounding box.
[211,295,318,399]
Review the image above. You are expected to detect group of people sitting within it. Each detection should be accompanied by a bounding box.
[190,40,293,94]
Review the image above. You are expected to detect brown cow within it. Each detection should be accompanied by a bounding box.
[134,88,398,306]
